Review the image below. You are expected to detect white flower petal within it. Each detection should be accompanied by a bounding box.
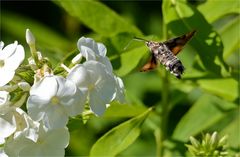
[56,76,76,98]
[83,60,109,83]
[0,111,16,140]
[0,41,4,50]
[27,95,49,121]
[4,45,25,71]
[98,56,113,72]
[89,89,107,116]
[41,127,70,148]
[0,41,17,59]
[0,138,5,145]
[77,37,107,58]
[0,70,15,87]
[43,105,68,129]
[0,91,9,106]
[30,76,58,101]
[67,64,91,88]
[4,130,35,157]
[97,43,107,57]
[113,76,125,103]
[14,108,39,136]
[84,62,115,100]
[81,46,96,60]
[62,88,87,116]
[78,37,98,60]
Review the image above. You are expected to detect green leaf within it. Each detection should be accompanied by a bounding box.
[89,108,152,157]
[55,0,141,36]
[220,112,240,149]
[1,11,71,53]
[173,94,236,142]
[113,45,148,76]
[217,16,240,60]
[162,0,227,75]
[197,0,240,23]
[103,102,147,118]
[197,78,238,101]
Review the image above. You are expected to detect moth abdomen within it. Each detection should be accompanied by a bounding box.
[168,60,185,79]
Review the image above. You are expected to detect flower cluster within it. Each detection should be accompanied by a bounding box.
[186,132,229,157]
[0,29,125,156]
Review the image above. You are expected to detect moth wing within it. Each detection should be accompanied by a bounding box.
[163,30,196,55]
[140,55,158,72]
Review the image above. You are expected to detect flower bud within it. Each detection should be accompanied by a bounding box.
[72,53,82,64]
[26,29,35,45]
[190,136,200,148]
[210,131,218,147]
[218,135,228,146]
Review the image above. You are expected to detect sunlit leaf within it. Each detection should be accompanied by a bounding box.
[197,0,240,23]
[55,0,141,36]
[217,16,240,60]
[103,102,147,118]
[162,0,227,75]
[173,94,237,141]
[89,108,152,156]
[197,78,238,101]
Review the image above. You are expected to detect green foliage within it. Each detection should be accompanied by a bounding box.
[173,94,237,141]
[55,0,141,37]
[90,108,152,156]
[1,0,239,156]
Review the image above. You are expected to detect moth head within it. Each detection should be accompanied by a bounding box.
[146,41,160,49]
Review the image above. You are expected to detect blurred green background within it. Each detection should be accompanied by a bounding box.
[1,0,239,156]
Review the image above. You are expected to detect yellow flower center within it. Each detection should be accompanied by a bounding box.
[88,84,95,91]
[51,96,60,105]
[0,60,4,68]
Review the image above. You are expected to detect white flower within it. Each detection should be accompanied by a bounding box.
[4,124,69,157]
[77,37,125,103]
[67,61,116,116]
[0,91,10,107]
[112,76,125,103]
[0,106,39,145]
[0,108,16,145]
[77,37,113,72]
[27,75,87,129]
[0,41,25,87]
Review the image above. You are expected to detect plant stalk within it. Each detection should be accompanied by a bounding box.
[156,6,171,156]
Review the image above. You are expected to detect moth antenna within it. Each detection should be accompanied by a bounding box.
[133,36,149,42]
[123,37,149,51]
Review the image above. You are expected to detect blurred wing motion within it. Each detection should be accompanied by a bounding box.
[163,30,196,55]
[140,54,157,72]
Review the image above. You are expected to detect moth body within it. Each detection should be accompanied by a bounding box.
[146,41,184,79]
[138,30,196,79]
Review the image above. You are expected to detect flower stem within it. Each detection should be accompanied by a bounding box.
[155,8,170,156]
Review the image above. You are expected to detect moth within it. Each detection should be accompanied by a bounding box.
[137,30,196,79]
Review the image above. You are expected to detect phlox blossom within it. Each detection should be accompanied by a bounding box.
[0,41,25,87]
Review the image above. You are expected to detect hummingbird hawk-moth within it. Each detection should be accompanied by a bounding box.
[137,30,196,79]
